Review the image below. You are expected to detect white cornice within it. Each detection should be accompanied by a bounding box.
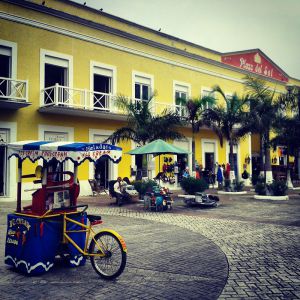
[0,11,248,85]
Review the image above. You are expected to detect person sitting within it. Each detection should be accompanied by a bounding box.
[182,167,190,178]
[113,177,126,206]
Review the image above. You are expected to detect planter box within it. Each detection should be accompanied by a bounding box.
[217,191,247,195]
[254,195,289,200]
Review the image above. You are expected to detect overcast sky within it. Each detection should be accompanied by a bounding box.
[74,0,300,79]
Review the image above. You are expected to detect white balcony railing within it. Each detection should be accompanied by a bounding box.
[41,84,187,117]
[0,77,28,102]
[152,101,188,117]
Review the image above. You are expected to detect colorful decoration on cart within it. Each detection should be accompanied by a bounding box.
[5,213,87,275]
[8,141,122,165]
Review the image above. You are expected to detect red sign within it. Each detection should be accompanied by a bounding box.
[221,51,288,82]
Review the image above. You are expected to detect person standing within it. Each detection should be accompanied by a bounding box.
[217,165,224,189]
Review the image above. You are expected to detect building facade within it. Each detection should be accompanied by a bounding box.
[1,0,299,200]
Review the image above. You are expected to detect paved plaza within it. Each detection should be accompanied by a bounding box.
[0,191,299,299]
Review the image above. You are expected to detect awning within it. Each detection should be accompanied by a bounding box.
[8,141,122,165]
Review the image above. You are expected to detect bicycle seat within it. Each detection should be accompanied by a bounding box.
[87,214,102,223]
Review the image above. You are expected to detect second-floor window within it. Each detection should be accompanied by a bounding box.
[44,56,69,104]
[0,46,12,98]
[134,75,151,101]
[41,50,73,106]
[93,67,113,110]
[201,88,215,109]
[174,82,190,117]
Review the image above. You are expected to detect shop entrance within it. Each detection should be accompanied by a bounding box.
[135,154,147,180]
[95,158,109,189]
[205,152,215,172]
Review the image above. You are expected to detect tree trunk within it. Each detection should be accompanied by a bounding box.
[286,152,293,188]
[298,150,300,180]
[192,133,196,173]
[264,134,273,184]
[229,140,235,182]
[259,134,265,178]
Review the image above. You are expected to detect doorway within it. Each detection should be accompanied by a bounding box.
[44,64,68,104]
[93,74,111,110]
[95,158,109,189]
[135,154,147,180]
[205,152,215,172]
[0,50,11,98]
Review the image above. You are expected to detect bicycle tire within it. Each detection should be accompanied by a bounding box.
[89,231,127,280]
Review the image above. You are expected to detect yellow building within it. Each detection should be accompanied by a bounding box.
[0,0,299,200]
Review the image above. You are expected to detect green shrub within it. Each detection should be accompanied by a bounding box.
[268,180,287,196]
[180,177,208,195]
[233,180,244,192]
[133,179,157,196]
[255,177,267,195]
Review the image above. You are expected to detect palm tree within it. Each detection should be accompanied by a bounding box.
[243,75,279,183]
[105,94,185,179]
[177,96,215,172]
[203,85,250,181]
[105,94,185,146]
[271,116,300,187]
[277,86,300,180]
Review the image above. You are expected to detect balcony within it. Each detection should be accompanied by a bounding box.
[0,77,30,109]
[39,84,187,120]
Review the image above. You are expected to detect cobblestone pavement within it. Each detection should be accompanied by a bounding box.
[0,202,228,300]
[88,205,300,300]
[1,192,300,299]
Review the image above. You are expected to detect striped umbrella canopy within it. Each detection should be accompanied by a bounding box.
[8,140,122,165]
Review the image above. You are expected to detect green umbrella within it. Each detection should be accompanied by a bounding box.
[127,139,189,184]
[127,139,189,155]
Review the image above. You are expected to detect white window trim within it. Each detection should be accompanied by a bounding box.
[201,87,215,97]
[132,70,154,100]
[201,138,218,169]
[225,92,233,99]
[0,39,17,79]
[89,128,117,181]
[173,80,191,105]
[90,61,117,110]
[39,124,74,172]
[201,87,216,108]
[0,121,17,200]
[173,137,192,169]
[40,49,73,106]
[90,61,117,94]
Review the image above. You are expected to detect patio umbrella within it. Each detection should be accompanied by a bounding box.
[127,139,188,155]
[127,139,189,183]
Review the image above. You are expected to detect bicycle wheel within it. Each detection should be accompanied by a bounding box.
[89,231,127,280]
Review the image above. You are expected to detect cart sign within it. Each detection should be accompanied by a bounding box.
[221,51,288,82]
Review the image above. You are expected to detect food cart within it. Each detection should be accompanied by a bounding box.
[4,141,127,279]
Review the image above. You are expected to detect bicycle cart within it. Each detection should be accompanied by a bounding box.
[4,141,127,279]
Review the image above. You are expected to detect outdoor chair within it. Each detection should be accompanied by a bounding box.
[88,179,107,196]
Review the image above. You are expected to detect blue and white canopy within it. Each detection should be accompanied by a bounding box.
[8,141,122,165]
